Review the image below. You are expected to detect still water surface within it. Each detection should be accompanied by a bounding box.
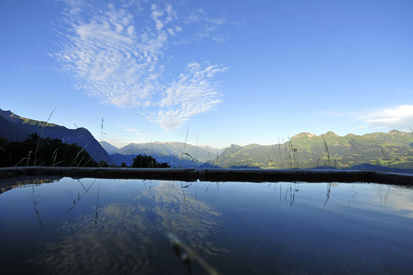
[1,177,413,274]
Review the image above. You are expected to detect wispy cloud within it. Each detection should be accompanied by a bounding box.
[318,104,413,131]
[153,62,227,129]
[55,0,227,130]
[179,8,227,44]
[359,105,413,129]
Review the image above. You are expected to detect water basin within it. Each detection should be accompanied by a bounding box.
[1,177,413,274]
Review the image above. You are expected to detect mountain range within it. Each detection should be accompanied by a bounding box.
[0,108,221,167]
[2,108,413,169]
[214,131,413,169]
[101,130,413,169]
[100,140,222,167]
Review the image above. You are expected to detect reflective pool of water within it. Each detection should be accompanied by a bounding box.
[1,177,413,274]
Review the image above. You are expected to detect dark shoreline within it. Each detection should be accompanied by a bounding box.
[0,167,412,185]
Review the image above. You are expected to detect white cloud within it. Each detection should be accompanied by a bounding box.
[151,4,165,30]
[55,0,227,130]
[360,105,413,128]
[154,62,228,129]
[167,28,175,36]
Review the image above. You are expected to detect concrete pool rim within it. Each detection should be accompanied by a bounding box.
[0,167,412,185]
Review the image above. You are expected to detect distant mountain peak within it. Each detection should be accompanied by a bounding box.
[293,131,339,139]
[324,131,338,137]
[293,132,317,139]
[389,129,404,135]
[230,144,242,148]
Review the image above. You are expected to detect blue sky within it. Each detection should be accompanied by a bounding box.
[1,0,412,148]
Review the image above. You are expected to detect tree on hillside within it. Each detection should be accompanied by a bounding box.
[0,133,98,167]
[0,136,10,166]
[131,154,170,168]
[98,160,109,167]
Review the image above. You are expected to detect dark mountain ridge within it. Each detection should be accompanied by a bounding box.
[0,109,111,163]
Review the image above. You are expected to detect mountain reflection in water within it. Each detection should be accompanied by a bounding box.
[0,177,413,274]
